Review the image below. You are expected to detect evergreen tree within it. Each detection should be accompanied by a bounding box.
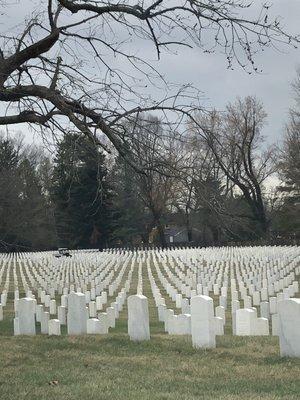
[52,133,114,249]
[18,156,57,249]
[0,135,57,251]
[112,156,149,246]
[0,137,21,250]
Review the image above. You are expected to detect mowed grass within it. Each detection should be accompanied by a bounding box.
[0,329,300,400]
[0,260,299,400]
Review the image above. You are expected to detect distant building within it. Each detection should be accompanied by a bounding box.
[164,225,201,244]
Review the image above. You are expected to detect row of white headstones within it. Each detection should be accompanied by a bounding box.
[0,246,299,357]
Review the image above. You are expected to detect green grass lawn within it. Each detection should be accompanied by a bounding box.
[0,260,299,400]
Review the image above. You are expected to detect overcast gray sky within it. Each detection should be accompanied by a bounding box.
[1,0,300,146]
[154,1,300,145]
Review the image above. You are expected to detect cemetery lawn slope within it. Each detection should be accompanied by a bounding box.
[1,251,300,399]
[0,332,300,400]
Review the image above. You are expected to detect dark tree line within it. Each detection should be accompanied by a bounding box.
[0,91,299,252]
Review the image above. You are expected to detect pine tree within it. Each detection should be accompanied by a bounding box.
[112,156,148,246]
[52,134,114,249]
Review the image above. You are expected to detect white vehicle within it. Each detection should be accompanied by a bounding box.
[54,248,72,258]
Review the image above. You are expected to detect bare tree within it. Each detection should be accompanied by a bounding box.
[171,133,251,244]
[279,119,300,195]
[272,70,300,240]
[279,69,300,195]
[0,1,298,167]
[128,115,179,246]
[193,97,276,236]
[170,135,218,242]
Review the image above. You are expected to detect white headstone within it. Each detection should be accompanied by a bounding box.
[49,319,61,335]
[36,304,43,323]
[260,302,270,320]
[127,294,150,341]
[214,316,224,335]
[87,318,102,334]
[272,313,279,336]
[18,297,36,335]
[67,292,87,335]
[278,298,300,357]
[106,307,115,328]
[255,317,269,335]
[49,299,56,315]
[58,305,67,325]
[98,313,109,334]
[14,317,20,335]
[236,308,256,336]
[191,295,216,349]
[41,311,50,334]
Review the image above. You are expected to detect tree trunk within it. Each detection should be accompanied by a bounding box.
[256,209,269,239]
[251,199,269,238]
[156,219,166,248]
[186,212,193,242]
[211,226,219,245]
